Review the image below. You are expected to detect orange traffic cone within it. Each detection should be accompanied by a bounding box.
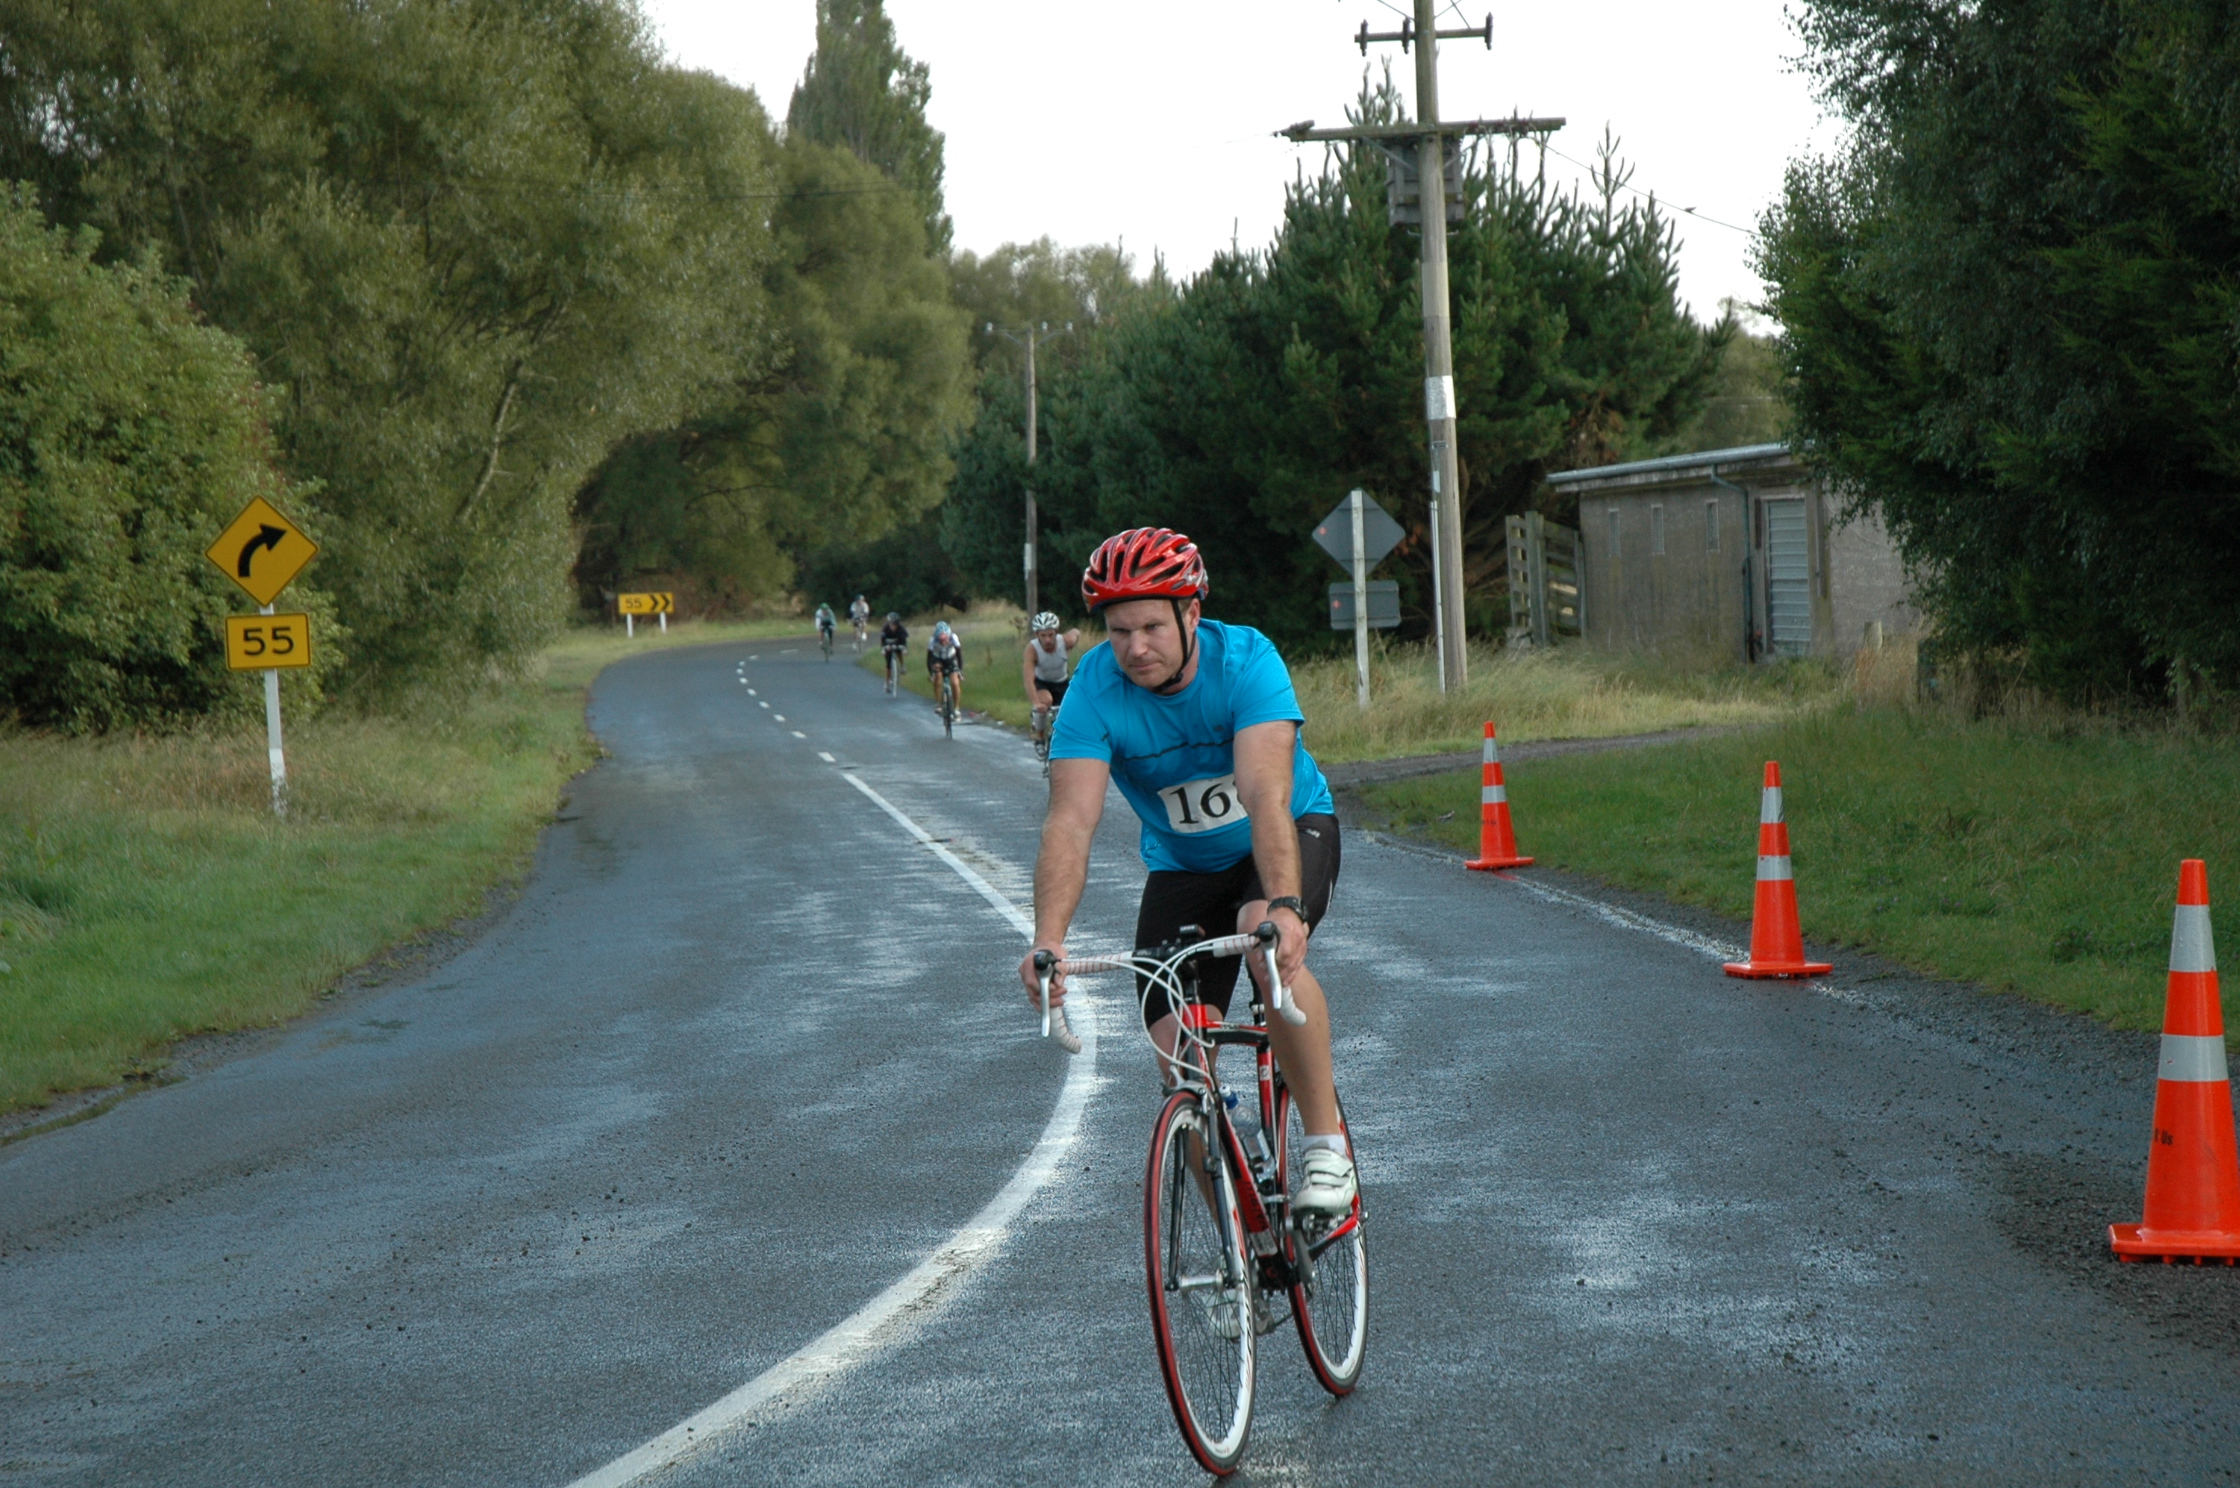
[1722,761,1833,979]
[2110,859,2240,1263]
[1464,722,1533,871]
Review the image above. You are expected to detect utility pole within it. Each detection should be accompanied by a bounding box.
[1280,13,1561,692]
[987,321,1072,619]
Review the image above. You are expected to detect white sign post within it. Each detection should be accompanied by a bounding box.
[1349,491,1371,708]
[260,602,287,816]
[1313,490,1405,709]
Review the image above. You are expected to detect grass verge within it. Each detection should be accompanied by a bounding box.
[1290,641,1845,762]
[1355,704,2239,1034]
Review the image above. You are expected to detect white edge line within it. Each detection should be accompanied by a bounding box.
[1360,829,1741,960]
[1362,830,1886,1008]
[564,775,1092,1488]
[1503,872,1747,963]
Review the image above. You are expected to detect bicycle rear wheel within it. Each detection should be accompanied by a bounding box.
[940,678,955,736]
[1145,1091,1256,1475]
[1281,1091,1367,1395]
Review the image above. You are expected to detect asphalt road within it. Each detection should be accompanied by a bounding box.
[6,638,2240,1485]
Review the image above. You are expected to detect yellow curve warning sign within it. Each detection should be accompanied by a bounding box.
[206,497,318,606]
[225,613,313,671]
[618,592,674,615]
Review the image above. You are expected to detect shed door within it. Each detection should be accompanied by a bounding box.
[1763,498,1812,656]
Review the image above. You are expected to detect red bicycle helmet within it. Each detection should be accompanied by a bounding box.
[1081,528,1208,614]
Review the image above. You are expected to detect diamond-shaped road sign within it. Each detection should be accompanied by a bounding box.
[206,496,318,607]
[1313,493,1405,569]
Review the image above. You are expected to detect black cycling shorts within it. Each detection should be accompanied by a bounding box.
[1035,677,1069,708]
[1132,813,1340,1027]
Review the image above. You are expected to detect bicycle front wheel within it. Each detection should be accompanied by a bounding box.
[1145,1091,1256,1475]
[1281,1091,1367,1395]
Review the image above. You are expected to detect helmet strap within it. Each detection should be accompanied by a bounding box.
[1152,598,1196,694]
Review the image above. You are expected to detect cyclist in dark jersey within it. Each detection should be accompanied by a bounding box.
[879,613,909,694]
[1017,528,1354,1215]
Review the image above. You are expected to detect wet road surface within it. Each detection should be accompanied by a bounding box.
[5,638,2240,1485]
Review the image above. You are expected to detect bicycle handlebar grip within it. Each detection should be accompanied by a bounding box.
[1048,1001,1084,1055]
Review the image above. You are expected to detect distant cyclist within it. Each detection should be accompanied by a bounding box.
[926,620,966,712]
[880,612,909,694]
[1022,610,1082,756]
[814,602,837,658]
[849,594,871,649]
[1018,527,1355,1216]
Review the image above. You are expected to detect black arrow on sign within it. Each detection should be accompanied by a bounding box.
[236,525,286,578]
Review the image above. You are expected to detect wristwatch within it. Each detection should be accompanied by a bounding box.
[1266,895,1309,925]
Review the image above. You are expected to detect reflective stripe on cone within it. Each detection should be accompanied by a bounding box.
[1722,760,1833,979]
[1465,721,1533,871]
[2112,859,2240,1261]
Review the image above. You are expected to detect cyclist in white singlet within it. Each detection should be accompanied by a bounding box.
[1022,611,1081,755]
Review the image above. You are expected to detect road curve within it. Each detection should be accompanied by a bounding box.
[6,639,2240,1485]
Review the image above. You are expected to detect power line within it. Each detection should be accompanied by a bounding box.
[1537,141,1758,236]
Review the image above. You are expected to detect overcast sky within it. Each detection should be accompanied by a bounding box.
[637,0,1837,323]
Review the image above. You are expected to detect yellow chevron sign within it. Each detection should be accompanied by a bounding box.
[618,592,674,616]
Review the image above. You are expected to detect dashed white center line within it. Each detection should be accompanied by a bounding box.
[791,731,806,739]
[773,714,785,722]
[759,702,769,709]
[818,752,835,763]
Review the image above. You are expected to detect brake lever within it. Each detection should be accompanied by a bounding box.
[1254,921,1308,1026]
[1032,949,1084,1054]
[1032,949,1057,1039]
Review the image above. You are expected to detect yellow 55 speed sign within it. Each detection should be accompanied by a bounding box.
[225,613,313,671]
[206,496,318,607]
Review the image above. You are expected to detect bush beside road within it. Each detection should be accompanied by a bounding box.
[1355,704,2238,1035]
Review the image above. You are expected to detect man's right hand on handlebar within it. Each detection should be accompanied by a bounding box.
[1020,943,1066,1008]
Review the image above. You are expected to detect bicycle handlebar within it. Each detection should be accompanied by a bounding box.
[1041,921,1307,1037]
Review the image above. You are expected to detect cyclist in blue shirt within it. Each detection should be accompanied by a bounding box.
[1017,527,1354,1215]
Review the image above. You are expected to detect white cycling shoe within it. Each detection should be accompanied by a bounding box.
[1293,1146,1357,1217]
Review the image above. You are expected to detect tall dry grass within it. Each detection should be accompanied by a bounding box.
[1293,640,1846,762]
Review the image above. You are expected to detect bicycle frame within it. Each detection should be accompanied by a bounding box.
[1037,929,1333,1279]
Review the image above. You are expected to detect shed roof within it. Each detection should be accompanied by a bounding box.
[1545,442,1793,491]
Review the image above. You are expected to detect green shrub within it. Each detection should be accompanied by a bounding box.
[0,192,334,730]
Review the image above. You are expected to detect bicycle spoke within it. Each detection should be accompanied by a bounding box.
[1145,1096,1254,1473]
[1283,1093,1368,1395]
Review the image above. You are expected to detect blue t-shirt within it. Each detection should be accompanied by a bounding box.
[1049,619,1334,873]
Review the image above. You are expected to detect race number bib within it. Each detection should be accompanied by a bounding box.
[1159,774,1250,834]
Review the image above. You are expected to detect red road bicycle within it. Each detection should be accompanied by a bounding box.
[1035,924,1367,1475]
